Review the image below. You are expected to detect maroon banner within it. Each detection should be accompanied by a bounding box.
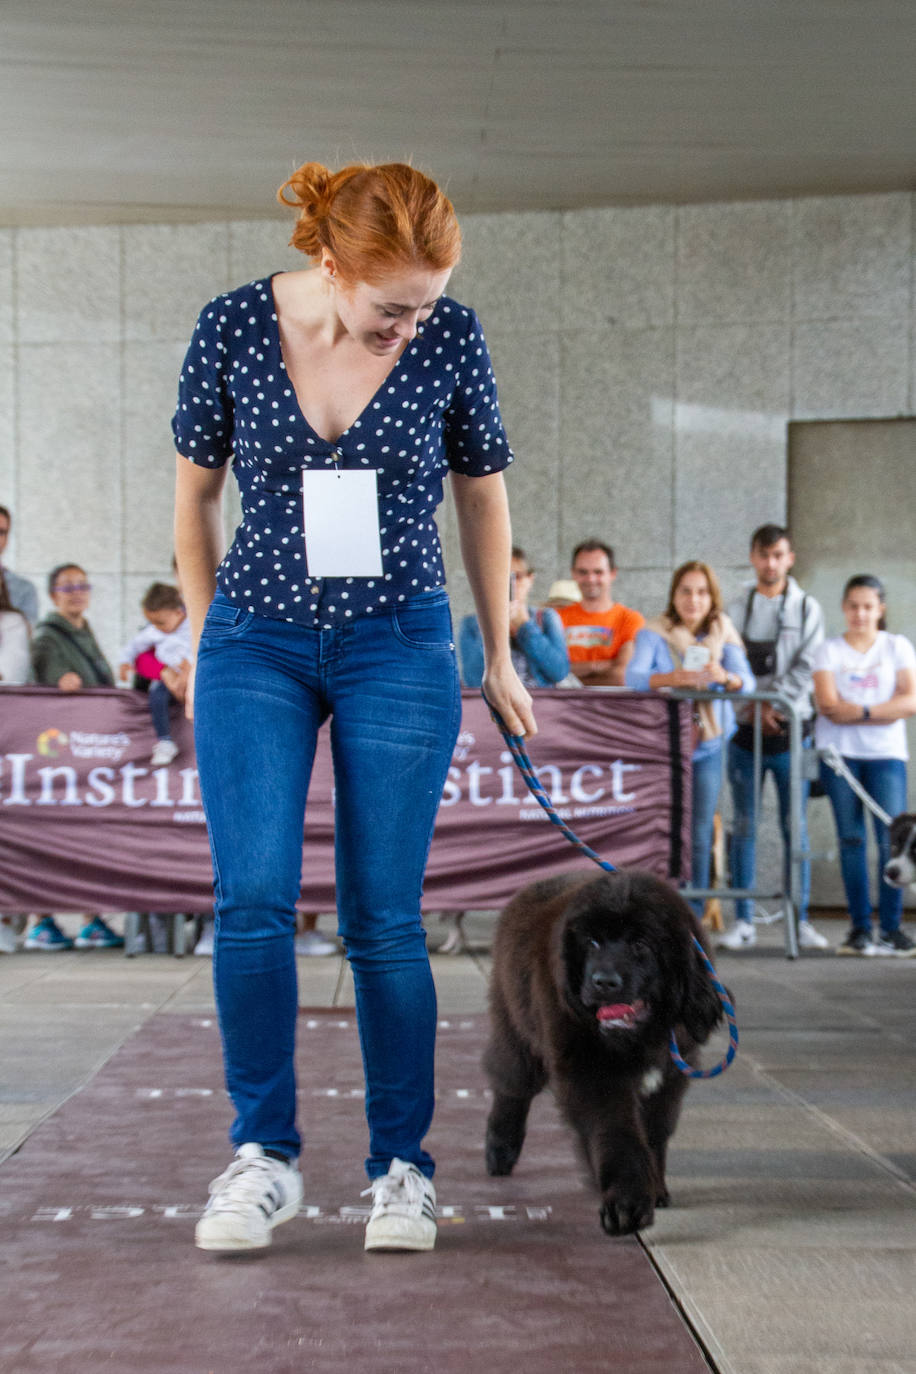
[0,687,691,914]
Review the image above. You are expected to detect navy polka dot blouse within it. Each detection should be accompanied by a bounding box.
[171,276,514,629]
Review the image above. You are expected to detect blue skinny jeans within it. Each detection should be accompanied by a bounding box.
[727,739,811,926]
[148,680,174,740]
[818,755,907,935]
[193,589,461,1179]
[687,744,724,917]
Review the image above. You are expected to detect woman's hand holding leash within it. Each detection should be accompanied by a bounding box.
[482,660,537,738]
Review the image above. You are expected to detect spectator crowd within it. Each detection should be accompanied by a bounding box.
[2,502,914,960]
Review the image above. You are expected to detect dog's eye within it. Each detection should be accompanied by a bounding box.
[588,938,601,950]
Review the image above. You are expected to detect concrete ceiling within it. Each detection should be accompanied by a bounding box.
[2,0,915,225]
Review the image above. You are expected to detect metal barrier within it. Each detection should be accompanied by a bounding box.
[665,687,808,959]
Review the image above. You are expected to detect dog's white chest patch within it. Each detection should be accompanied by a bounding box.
[640,1067,664,1096]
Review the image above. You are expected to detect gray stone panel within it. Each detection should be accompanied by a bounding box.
[791,193,911,320]
[17,343,121,581]
[674,323,790,566]
[17,226,121,343]
[559,325,675,571]
[560,204,676,330]
[486,329,561,579]
[0,344,13,518]
[791,316,911,419]
[124,340,189,573]
[123,223,230,342]
[228,218,306,284]
[449,211,562,336]
[0,229,12,343]
[677,199,792,324]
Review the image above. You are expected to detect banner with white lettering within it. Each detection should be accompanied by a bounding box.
[0,687,691,914]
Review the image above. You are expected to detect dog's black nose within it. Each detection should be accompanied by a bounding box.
[590,968,623,994]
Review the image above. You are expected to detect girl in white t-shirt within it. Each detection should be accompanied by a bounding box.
[813,575,916,956]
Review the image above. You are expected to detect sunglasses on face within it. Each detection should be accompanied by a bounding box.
[54,582,92,594]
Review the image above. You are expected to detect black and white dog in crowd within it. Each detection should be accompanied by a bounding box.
[884,814,916,889]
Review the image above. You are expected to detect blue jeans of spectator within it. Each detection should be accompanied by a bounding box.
[688,744,723,917]
[148,680,173,740]
[193,589,461,1179]
[818,755,907,934]
[728,739,811,926]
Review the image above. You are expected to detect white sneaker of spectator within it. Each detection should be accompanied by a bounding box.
[0,916,20,954]
[796,920,830,949]
[194,919,215,956]
[294,929,338,956]
[150,738,179,768]
[716,921,757,950]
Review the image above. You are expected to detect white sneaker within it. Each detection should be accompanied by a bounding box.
[0,917,20,954]
[150,739,179,768]
[294,930,338,957]
[363,1158,437,1252]
[195,1143,303,1252]
[797,920,830,950]
[193,921,215,956]
[716,921,757,950]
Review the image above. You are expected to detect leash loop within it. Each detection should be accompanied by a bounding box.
[481,690,738,1079]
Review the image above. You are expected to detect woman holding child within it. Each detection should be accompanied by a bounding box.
[626,561,754,914]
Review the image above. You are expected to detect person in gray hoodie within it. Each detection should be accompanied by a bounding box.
[719,524,826,951]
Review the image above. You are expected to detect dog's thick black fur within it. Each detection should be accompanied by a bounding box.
[483,869,724,1236]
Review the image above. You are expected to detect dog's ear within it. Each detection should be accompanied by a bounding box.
[678,938,725,1044]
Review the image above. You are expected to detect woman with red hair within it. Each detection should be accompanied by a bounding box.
[173,161,534,1255]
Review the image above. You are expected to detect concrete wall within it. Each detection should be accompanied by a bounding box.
[2,191,914,904]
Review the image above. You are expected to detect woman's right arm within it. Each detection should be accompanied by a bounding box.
[174,456,228,710]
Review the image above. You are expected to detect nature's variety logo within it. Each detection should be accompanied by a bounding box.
[37,728,68,758]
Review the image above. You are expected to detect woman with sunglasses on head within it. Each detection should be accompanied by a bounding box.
[173,160,534,1256]
[813,575,916,957]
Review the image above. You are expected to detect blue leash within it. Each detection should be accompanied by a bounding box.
[482,692,738,1080]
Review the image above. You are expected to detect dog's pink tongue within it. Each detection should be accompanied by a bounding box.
[597,1003,635,1022]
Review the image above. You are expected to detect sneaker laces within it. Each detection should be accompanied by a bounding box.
[207,1154,286,1214]
[362,1161,431,1215]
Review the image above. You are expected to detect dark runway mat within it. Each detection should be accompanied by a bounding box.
[0,1012,710,1374]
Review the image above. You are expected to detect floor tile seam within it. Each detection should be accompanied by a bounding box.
[743,1053,916,1195]
[0,1012,153,1167]
[639,1244,740,1374]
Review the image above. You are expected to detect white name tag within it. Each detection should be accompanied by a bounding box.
[302,469,384,578]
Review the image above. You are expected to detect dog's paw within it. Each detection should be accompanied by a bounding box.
[599,1190,655,1236]
[485,1135,520,1177]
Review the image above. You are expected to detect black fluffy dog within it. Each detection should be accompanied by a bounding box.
[483,869,724,1236]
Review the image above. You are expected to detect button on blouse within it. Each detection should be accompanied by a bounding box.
[171,276,513,629]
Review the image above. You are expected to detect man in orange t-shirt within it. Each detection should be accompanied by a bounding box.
[557,540,645,686]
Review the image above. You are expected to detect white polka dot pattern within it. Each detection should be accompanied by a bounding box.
[171,277,513,628]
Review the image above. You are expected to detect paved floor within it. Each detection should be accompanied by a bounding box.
[2,910,915,1373]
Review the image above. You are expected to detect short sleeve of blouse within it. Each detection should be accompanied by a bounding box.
[891,634,916,673]
[442,309,513,477]
[171,299,235,467]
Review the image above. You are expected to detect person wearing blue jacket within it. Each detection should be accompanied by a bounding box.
[459,546,571,688]
[626,560,755,914]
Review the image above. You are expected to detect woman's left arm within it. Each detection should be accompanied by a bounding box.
[720,642,755,693]
[451,472,536,737]
[859,667,916,724]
